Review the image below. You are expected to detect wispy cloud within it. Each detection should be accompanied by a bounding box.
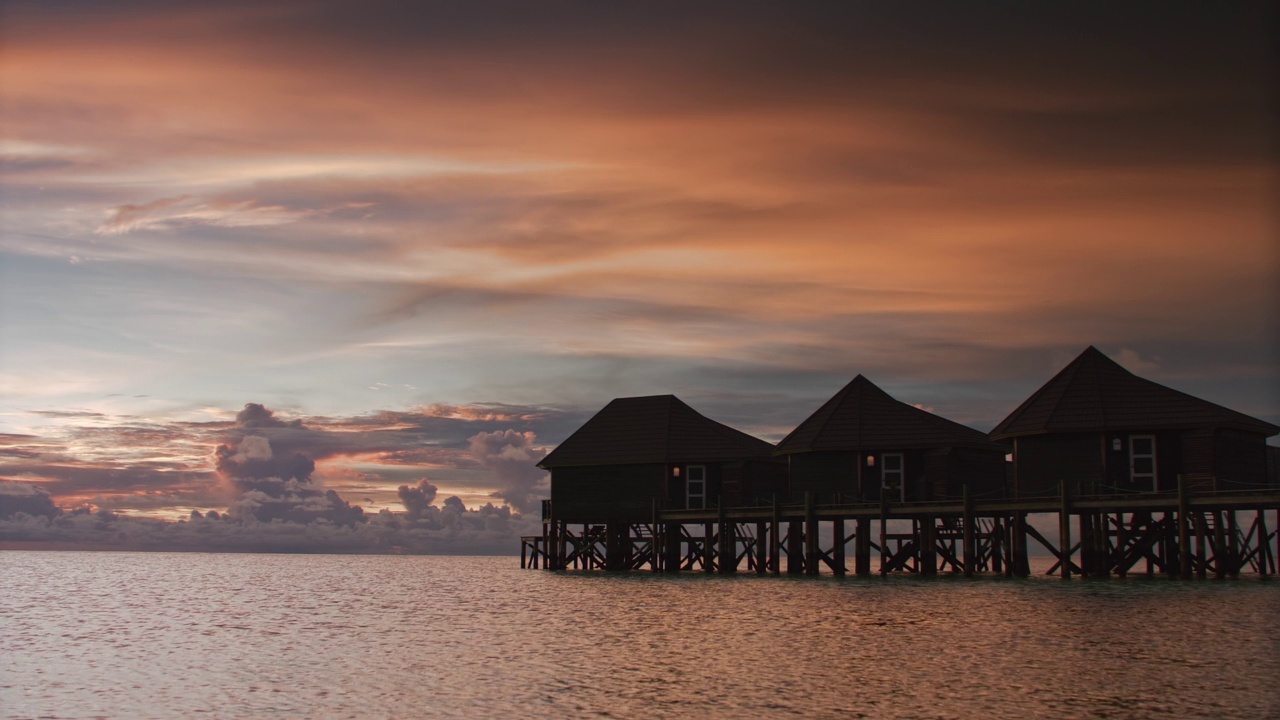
[96,195,311,234]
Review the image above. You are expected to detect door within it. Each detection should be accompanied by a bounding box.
[1129,434,1157,491]
[686,465,706,509]
[882,453,905,501]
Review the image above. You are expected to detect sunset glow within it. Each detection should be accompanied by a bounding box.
[1,2,1275,551]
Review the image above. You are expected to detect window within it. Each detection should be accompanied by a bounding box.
[1129,435,1156,491]
[882,453,904,501]
[686,465,706,509]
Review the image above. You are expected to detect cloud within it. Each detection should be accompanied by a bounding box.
[0,399,557,552]
[1113,348,1161,375]
[0,481,62,520]
[0,498,539,555]
[467,429,548,513]
[96,195,312,234]
[397,478,438,521]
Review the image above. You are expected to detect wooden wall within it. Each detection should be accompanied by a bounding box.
[551,463,665,523]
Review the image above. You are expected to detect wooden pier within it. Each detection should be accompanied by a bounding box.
[522,483,1280,579]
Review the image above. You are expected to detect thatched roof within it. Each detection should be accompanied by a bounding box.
[538,395,777,468]
[991,346,1279,440]
[774,375,1004,455]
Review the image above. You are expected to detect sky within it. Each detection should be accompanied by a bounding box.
[1,1,1277,552]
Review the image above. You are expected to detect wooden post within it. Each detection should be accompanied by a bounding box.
[921,515,937,576]
[804,492,819,576]
[663,522,682,573]
[718,506,736,575]
[1195,511,1207,579]
[1114,512,1128,579]
[878,492,889,576]
[651,500,661,573]
[755,520,768,575]
[1256,510,1271,578]
[1078,513,1092,577]
[787,519,804,575]
[832,517,846,576]
[703,521,715,574]
[1059,481,1071,580]
[991,517,1004,575]
[1012,513,1030,577]
[855,517,871,576]
[770,495,781,575]
[549,519,561,570]
[604,521,619,571]
[1214,510,1227,580]
[1102,513,1114,577]
[962,485,975,578]
[1177,475,1191,579]
[1227,510,1240,578]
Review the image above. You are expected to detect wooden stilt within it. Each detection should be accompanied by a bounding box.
[832,518,846,576]
[878,504,889,576]
[604,521,619,571]
[991,517,1004,575]
[787,519,803,575]
[804,492,819,575]
[719,512,736,574]
[1195,511,1207,579]
[1098,513,1112,578]
[1078,513,1092,576]
[1114,513,1128,579]
[1258,510,1272,578]
[1214,510,1227,580]
[755,520,768,575]
[663,522,682,573]
[856,517,871,576]
[703,521,715,574]
[1059,482,1071,580]
[770,496,781,575]
[963,485,976,578]
[1176,476,1190,579]
[1227,510,1240,578]
[921,515,937,576]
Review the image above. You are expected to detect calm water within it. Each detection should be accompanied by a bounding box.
[2,552,1278,719]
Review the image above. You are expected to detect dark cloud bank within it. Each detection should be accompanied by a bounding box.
[0,403,550,554]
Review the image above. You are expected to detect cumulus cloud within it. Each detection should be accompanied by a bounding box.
[214,419,363,526]
[468,430,548,513]
[235,402,304,429]
[0,400,578,552]
[0,500,538,555]
[397,478,439,521]
[0,481,62,520]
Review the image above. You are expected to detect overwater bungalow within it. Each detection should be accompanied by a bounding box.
[537,395,786,525]
[774,375,1007,503]
[991,346,1280,497]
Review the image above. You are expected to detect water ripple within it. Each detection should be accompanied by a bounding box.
[1,552,1277,719]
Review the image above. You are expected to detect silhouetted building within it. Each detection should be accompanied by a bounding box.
[538,395,786,523]
[774,376,1007,503]
[991,347,1279,497]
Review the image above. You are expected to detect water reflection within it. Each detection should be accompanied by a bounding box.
[2,552,1277,719]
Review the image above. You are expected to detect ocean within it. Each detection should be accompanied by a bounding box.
[2,552,1277,719]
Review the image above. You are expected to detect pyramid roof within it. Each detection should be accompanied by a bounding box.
[990,347,1279,440]
[774,375,1004,455]
[538,395,776,468]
